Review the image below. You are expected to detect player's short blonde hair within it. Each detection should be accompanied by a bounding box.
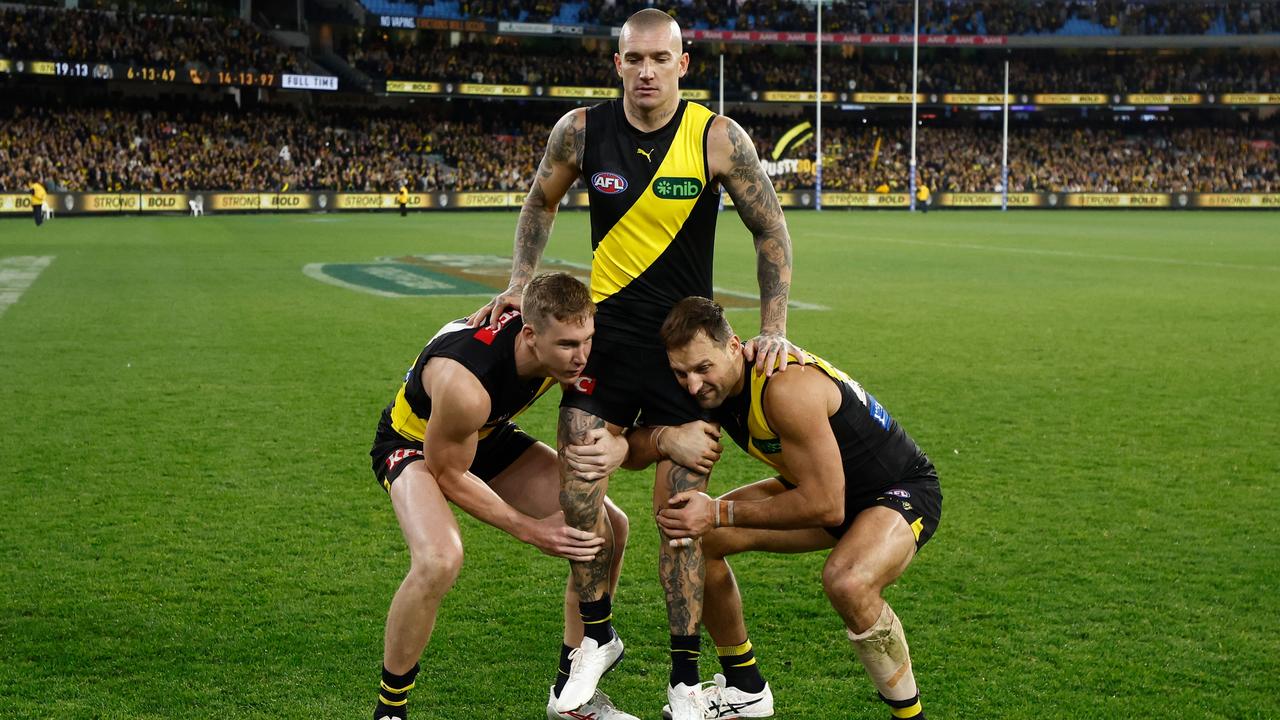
[522,272,595,332]
[623,8,679,34]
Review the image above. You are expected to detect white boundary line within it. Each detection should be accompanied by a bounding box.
[0,256,55,319]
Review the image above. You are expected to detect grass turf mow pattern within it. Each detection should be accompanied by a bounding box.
[1,211,1277,718]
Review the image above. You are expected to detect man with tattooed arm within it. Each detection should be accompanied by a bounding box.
[471,9,805,719]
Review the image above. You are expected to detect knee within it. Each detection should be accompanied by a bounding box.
[561,478,604,529]
[406,540,464,597]
[822,565,880,611]
[606,504,630,551]
[702,529,732,561]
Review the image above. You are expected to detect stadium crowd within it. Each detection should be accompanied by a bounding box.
[1,103,1276,195]
[440,0,1280,36]
[745,121,1280,193]
[0,5,307,74]
[0,104,545,194]
[341,34,1280,95]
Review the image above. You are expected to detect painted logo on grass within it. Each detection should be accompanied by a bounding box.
[304,255,589,299]
[653,177,703,200]
[303,253,825,310]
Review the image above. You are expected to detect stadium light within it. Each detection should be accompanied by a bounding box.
[816,0,823,211]
[1002,59,1010,212]
[909,0,919,212]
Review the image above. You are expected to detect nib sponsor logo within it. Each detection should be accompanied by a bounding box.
[653,177,703,200]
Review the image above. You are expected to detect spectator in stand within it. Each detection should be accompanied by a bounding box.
[1,102,1275,194]
[334,30,1280,97]
[0,5,307,74]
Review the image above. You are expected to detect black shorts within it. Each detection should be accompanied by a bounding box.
[780,457,942,547]
[560,332,705,428]
[369,411,536,492]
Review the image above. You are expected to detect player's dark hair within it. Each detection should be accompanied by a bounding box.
[523,272,595,331]
[661,296,733,350]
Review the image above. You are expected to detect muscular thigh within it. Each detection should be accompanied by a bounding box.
[823,505,918,591]
[487,441,561,519]
[389,461,462,556]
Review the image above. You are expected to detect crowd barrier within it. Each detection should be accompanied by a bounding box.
[2,190,1278,216]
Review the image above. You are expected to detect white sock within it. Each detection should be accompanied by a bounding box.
[846,602,918,702]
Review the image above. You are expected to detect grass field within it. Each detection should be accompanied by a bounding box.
[1,210,1278,719]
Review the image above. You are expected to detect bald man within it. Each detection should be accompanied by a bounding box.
[471,8,807,719]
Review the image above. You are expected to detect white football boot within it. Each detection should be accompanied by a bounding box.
[554,633,625,712]
[661,673,775,719]
[546,686,641,720]
[664,681,711,720]
[704,673,774,718]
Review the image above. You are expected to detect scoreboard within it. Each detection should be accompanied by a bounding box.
[0,58,337,91]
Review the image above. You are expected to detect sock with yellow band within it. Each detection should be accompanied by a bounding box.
[716,639,766,693]
[552,643,573,698]
[669,634,701,687]
[880,692,926,719]
[579,593,615,645]
[373,663,419,720]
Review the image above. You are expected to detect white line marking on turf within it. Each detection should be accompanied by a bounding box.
[860,236,1280,273]
[0,256,55,318]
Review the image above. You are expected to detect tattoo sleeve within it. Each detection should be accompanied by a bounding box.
[512,112,585,286]
[722,120,794,335]
[657,460,709,636]
[558,407,613,602]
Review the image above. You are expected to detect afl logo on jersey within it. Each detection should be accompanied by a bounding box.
[591,172,629,195]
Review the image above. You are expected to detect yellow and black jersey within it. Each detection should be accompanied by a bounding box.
[583,99,720,345]
[30,182,47,204]
[714,351,929,492]
[381,311,555,443]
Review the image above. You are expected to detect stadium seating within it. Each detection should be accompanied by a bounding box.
[335,32,1280,96]
[355,0,1280,36]
[1,102,1275,195]
[1,1,1276,198]
[0,5,308,74]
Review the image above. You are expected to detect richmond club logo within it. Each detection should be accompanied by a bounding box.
[591,172,628,195]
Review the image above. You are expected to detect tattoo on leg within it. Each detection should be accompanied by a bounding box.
[559,408,612,601]
[658,461,708,635]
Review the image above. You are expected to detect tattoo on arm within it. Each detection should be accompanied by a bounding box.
[514,180,552,286]
[755,235,792,335]
[546,111,586,168]
[658,461,708,635]
[722,120,794,334]
[558,407,613,601]
[513,113,584,285]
